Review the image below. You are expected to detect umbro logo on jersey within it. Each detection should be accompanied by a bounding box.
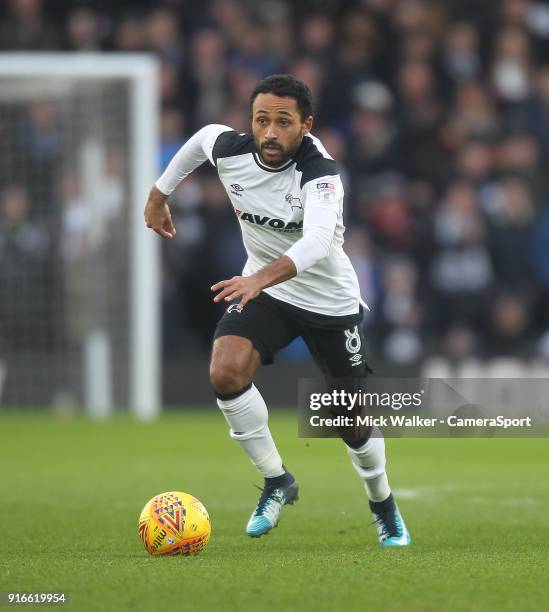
[234,209,303,232]
[285,193,303,210]
[230,183,244,197]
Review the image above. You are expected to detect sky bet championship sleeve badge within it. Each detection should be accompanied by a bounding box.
[316,181,336,203]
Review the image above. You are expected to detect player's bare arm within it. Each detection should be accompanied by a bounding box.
[211,255,297,311]
[144,185,176,238]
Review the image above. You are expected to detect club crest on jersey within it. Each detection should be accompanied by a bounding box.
[285,193,303,210]
[316,181,336,203]
[230,183,244,197]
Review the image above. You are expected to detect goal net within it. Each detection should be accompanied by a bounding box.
[0,54,160,419]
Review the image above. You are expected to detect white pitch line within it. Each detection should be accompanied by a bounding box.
[393,485,541,507]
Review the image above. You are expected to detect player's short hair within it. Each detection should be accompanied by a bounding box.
[250,74,314,121]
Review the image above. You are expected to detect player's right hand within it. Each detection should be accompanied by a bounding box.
[144,187,176,239]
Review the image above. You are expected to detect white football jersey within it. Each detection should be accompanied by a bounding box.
[156,124,365,317]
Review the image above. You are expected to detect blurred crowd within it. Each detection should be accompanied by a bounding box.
[2,0,549,370]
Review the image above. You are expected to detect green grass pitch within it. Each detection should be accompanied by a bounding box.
[1,411,548,612]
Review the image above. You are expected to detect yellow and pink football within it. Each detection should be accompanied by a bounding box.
[138,491,211,556]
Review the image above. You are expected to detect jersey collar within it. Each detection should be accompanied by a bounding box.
[252,150,295,173]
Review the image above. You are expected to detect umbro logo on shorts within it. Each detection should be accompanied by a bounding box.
[227,304,242,313]
[349,353,363,367]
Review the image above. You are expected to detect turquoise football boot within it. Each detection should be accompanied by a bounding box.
[246,475,299,538]
[370,494,411,547]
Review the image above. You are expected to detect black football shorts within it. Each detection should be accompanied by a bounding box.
[213,291,370,378]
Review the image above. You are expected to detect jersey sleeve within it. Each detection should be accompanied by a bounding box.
[284,175,343,274]
[155,124,232,195]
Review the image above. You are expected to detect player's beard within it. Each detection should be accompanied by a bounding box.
[256,134,303,168]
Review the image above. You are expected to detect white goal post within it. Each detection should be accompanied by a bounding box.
[0,53,160,420]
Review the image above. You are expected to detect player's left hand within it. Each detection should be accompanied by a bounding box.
[211,276,262,311]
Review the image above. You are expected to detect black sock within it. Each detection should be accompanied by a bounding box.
[264,471,294,488]
[369,492,394,514]
[214,382,252,401]
[344,436,369,449]
[342,425,373,449]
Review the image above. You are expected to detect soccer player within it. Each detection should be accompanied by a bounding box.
[144,75,411,546]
